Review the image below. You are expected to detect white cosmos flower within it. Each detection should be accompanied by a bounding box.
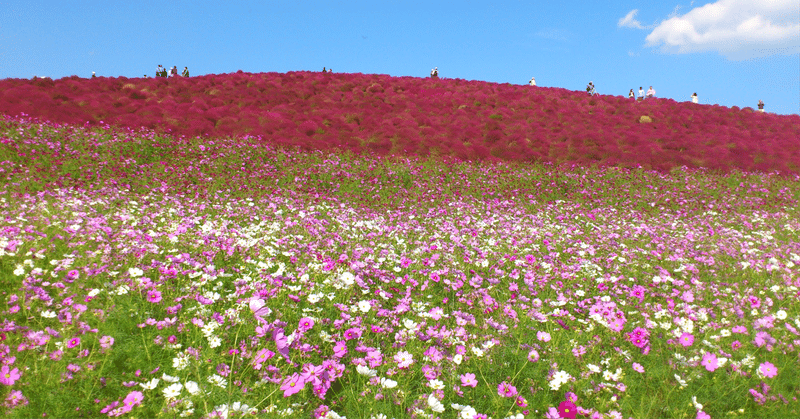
[358,300,371,313]
[428,379,444,390]
[403,319,418,330]
[471,347,484,357]
[128,267,144,277]
[185,380,201,395]
[140,378,159,390]
[380,377,397,388]
[452,354,463,365]
[427,394,445,413]
[208,336,222,348]
[163,382,183,399]
[162,373,180,383]
[356,365,377,377]
[41,310,57,318]
[776,310,787,320]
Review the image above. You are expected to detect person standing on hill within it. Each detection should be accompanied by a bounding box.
[91,71,96,78]
[691,93,698,104]
[529,77,536,86]
[629,89,635,99]
[586,81,596,96]
[646,86,655,98]
[638,87,644,101]
[171,66,178,77]
[758,100,764,112]
[182,67,189,77]
[431,67,438,78]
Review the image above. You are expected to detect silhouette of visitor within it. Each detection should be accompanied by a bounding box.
[182,67,189,77]
[629,89,634,99]
[529,77,536,86]
[758,100,764,112]
[638,87,644,101]
[431,67,438,78]
[691,93,698,104]
[646,86,655,98]
[91,72,96,78]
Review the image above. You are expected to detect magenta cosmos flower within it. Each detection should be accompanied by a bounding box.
[0,365,21,385]
[558,400,578,419]
[67,337,81,349]
[759,362,778,378]
[497,381,518,397]
[147,290,162,303]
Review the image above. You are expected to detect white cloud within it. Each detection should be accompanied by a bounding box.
[618,9,646,29]
[643,0,800,60]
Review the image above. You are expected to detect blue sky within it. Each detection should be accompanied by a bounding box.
[1,0,798,114]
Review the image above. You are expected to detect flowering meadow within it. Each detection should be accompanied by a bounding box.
[1,111,800,419]
[1,71,800,173]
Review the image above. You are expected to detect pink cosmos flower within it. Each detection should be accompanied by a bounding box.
[344,327,361,341]
[632,362,644,373]
[701,352,718,372]
[537,331,551,342]
[394,351,414,369]
[281,373,306,397]
[731,325,747,334]
[99,336,114,349]
[497,381,518,397]
[298,317,315,331]
[66,270,79,281]
[528,349,540,362]
[460,373,478,388]
[332,341,347,358]
[679,333,694,347]
[147,290,162,303]
[697,411,711,419]
[759,362,777,378]
[0,365,21,385]
[67,337,81,349]
[122,391,143,408]
[558,400,578,419]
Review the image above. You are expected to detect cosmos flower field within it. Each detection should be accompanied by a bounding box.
[1,112,800,419]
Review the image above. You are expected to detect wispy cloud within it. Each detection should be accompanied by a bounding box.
[533,28,572,42]
[642,0,800,60]
[618,9,646,29]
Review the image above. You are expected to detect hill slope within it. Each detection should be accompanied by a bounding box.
[1,71,799,173]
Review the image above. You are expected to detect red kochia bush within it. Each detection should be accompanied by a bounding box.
[0,71,799,174]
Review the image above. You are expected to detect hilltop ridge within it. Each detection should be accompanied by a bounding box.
[1,70,799,173]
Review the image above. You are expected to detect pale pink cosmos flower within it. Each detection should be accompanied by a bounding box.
[394,351,414,369]
[632,362,644,373]
[537,331,551,342]
[99,336,115,349]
